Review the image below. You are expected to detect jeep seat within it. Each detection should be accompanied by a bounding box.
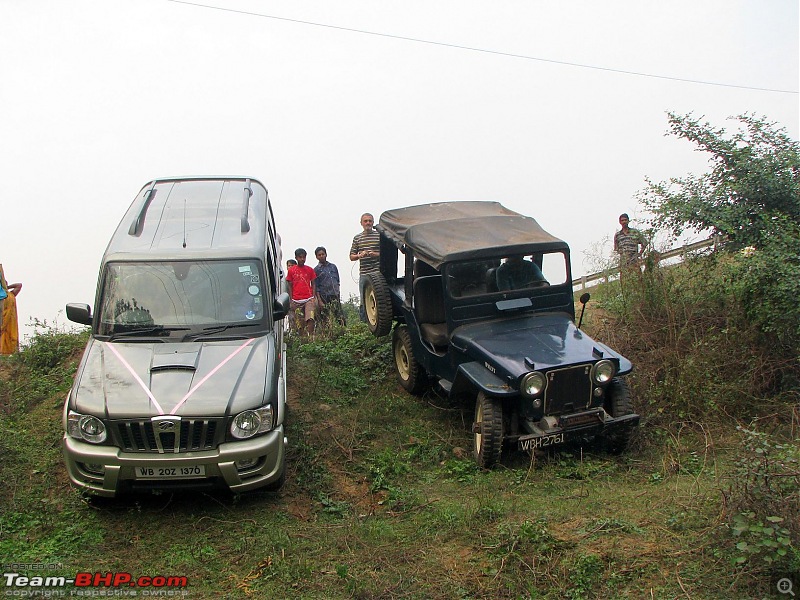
[413,275,448,348]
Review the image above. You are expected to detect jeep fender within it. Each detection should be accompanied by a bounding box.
[450,361,516,401]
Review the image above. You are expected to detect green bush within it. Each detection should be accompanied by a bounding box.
[0,320,88,412]
[18,319,88,373]
[639,113,800,358]
[290,323,391,390]
[725,427,800,570]
[591,253,795,425]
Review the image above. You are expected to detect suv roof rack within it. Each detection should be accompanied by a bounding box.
[127,181,158,237]
[241,178,252,233]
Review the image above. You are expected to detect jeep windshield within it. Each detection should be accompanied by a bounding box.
[446,250,569,298]
[96,260,268,337]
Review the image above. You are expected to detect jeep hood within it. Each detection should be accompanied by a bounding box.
[70,337,275,419]
[451,313,631,380]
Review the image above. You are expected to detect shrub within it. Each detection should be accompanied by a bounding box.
[590,253,795,425]
[724,427,800,570]
[0,320,88,413]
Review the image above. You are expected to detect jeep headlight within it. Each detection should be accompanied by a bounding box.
[591,360,615,384]
[520,371,546,397]
[231,406,274,439]
[67,411,107,444]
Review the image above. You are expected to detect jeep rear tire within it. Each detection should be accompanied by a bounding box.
[393,325,428,395]
[473,392,503,468]
[602,377,634,454]
[364,271,392,337]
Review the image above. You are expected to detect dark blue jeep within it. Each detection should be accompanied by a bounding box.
[362,201,639,467]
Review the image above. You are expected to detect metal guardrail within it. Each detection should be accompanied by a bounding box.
[571,236,722,290]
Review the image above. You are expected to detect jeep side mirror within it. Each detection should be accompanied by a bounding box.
[66,303,93,326]
[577,293,590,329]
[273,292,290,321]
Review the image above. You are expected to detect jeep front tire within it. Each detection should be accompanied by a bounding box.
[393,325,428,395]
[473,392,503,468]
[364,272,392,337]
[601,377,634,454]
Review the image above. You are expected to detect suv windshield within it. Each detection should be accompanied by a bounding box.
[447,251,568,298]
[97,260,267,335]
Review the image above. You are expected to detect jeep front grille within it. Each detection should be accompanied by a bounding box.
[544,364,593,415]
[113,418,221,453]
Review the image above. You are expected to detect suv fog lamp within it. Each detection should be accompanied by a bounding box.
[231,406,274,439]
[236,458,259,470]
[591,360,615,384]
[82,463,106,475]
[521,372,546,397]
[532,398,542,409]
[67,412,107,443]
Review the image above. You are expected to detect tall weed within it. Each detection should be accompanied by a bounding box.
[590,253,798,426]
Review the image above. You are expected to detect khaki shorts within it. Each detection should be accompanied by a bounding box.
[290,298,317,321]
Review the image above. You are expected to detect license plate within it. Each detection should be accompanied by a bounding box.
[135,465,206,479]
[518,433,565,451]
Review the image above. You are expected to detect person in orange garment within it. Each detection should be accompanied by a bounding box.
[0,264,22,354]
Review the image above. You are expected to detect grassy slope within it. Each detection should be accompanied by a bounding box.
[0,320,783,600]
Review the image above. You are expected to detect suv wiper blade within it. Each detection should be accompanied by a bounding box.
[108,326,188,341]
[182,323,262,341]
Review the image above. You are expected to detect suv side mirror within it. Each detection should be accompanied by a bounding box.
[273,292,290,321]
[66,303,93,325]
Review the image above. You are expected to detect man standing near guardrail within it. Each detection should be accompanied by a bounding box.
[614,213,648,273]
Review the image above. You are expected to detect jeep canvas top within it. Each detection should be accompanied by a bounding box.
[362,201,639,467]
[63,177,290,496]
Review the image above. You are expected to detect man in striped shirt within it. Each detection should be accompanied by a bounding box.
[614,213,648,269]
[349,213,380,322]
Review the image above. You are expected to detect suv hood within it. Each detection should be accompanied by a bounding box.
[451,313,631,380]
[70,337,274,419]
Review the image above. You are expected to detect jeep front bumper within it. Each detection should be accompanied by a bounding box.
[514,409,639,451]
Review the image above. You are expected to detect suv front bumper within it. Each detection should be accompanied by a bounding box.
[63,427,285,497]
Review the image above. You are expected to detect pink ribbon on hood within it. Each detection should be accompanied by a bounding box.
[105,338,255,415]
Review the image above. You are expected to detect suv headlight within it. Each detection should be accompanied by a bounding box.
[230,406,274,439]
[520,372,546,397]
[591,360,615,384]
[67,411,107,444]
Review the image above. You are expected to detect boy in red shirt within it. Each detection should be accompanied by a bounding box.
[286,248,317,337]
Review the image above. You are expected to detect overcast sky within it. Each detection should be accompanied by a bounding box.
[1,0,797,341]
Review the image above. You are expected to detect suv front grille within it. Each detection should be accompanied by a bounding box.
[113,418,221,453]
[544,364,593,415]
